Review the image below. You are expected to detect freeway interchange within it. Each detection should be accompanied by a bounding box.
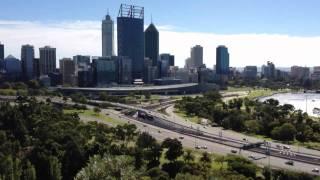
[1,95,320,175]
[90,99,320,175]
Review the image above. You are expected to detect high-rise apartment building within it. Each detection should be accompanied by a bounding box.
[117,4,144,79]
[39,46,56,75]
[21,44,34,80]
[145,23,159,66]
[190,45,203,68]
[102,13,114,57]
[216,45,229,75]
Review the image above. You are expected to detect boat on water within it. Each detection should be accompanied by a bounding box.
[313,108,320,115]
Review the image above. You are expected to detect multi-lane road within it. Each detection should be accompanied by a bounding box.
[86,99,320,175]
[1,95,320,175]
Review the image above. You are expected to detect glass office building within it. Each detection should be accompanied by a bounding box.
[216,45,229,75]
[117,4,144,79]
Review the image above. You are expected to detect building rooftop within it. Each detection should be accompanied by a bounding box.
[118,4,144,19]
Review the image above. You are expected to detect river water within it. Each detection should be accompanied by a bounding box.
[259,93,320,117]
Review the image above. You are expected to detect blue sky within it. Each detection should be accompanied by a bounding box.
[1,0,320,36]
[1,0,320,67]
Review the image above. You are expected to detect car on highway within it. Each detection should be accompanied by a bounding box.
[195,145,201,149]
[312,168,319,173]
[248,155,255,159]
[143,125,147,127]
[202,145,208,149]
[285,160,294,166]
[283,145,290,150]
[231,150,237,154]
[179,136,184,140]
[158,130,161,133]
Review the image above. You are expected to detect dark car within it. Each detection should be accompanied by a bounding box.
[285,160,294,166]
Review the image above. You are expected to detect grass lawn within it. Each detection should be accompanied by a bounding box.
[222,86,291,100]
[174,109,201,124]
[0,89,28,96]
[64,109,125,125]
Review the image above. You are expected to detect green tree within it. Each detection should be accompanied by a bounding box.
[271,123,297,141]
[183,150,194,163]
[162,138,183,162]
[144,91,151,100]
[136,132,157,149]
[22,161,36,180]
[75,155,139,180]
[226,155,258,178]
[93,107,101,114]
[244,120,261,134]
[175,173,203,180]
[99,92,109,101]
[147,167,170,180]
[48,156,62,180]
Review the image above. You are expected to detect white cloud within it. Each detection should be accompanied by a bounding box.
[1,20,320,68]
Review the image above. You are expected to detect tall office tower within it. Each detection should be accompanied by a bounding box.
[73,55,90,74]
[117,4,144,79]
[0,43,4,60]
[159,54,171,78]
[102,13,114,57]
[21,45,35,80]
[190,45,203,68]
[216,45,229,75]
[145,23,159,66]
[3,55,22,80]
[60,58,76,86]
[169,55,175,66]
[33,58,40,78]
[73,55,91,87]
[39,46,56,75]
[184,58,192,69]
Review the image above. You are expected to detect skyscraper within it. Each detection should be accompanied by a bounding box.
[145,23,159,66]
[102,13,114,57]
[60,58,76,86]
[190,45,203,68]
[0,43,4,60]
[21,44,35,80]
[39,46,56,75]
[216,45,229,75]
[117,4,144,79]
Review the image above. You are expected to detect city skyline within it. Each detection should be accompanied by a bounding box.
[2,1,320,67]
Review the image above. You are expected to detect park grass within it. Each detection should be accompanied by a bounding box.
[0,88,18,96]
[124,95,163,104]
[174,109,201,124]
[64,109,125,125]
[222,86,291,100]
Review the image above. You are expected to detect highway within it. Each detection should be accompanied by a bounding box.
[1,95,320,175]
[86,99,320,175]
